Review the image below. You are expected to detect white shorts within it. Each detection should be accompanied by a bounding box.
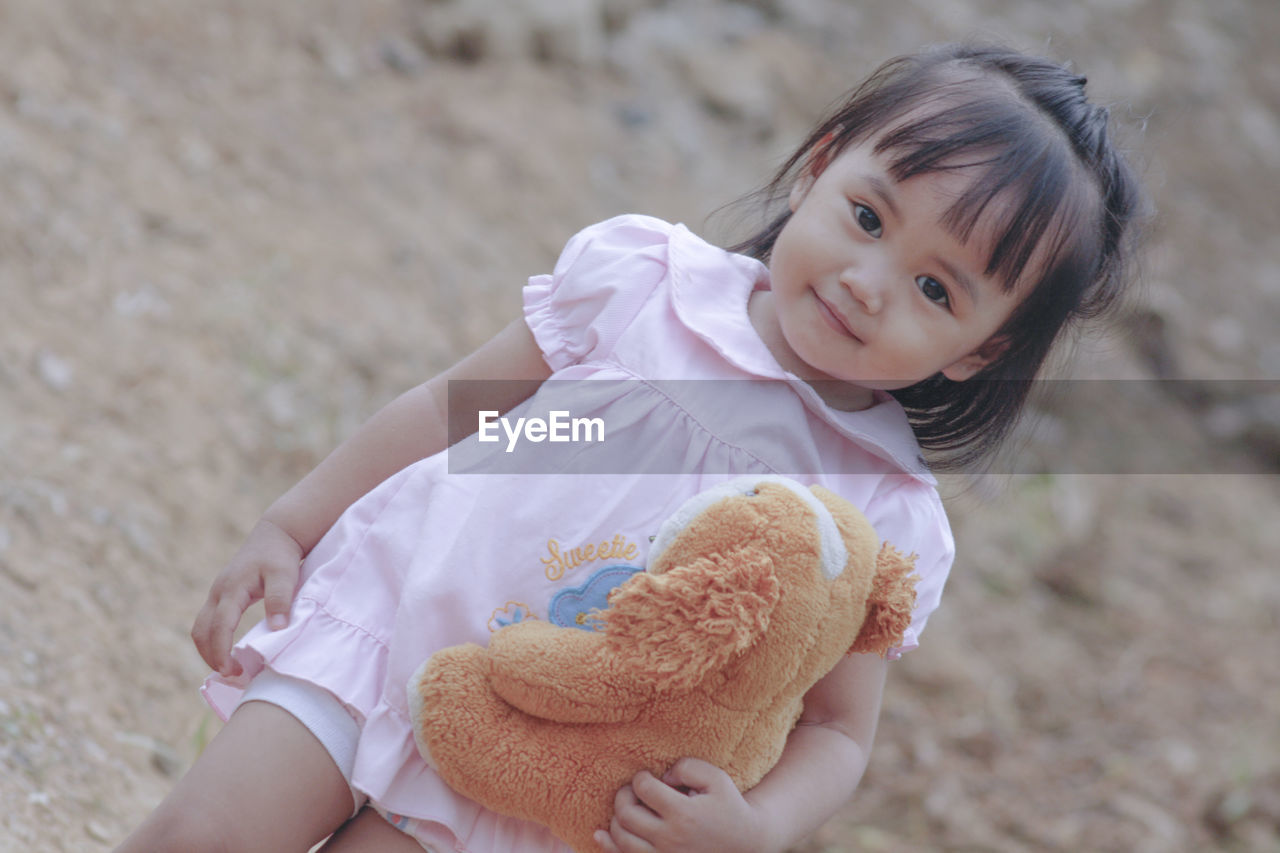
[238,669,366,817]
[237,669,455,852]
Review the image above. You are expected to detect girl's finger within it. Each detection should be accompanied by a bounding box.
[190,602,217,671]
[593,829,621,853]
[261,564,296,630]
[612,783,664,836]
[660,756,728,793]
[629,769,687,816]
[210,598,247,677]
[602,814,657,853]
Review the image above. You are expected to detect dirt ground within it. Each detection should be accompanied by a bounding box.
[2,1,1279,851]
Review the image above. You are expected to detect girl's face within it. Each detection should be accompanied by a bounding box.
[753,139,1026,410]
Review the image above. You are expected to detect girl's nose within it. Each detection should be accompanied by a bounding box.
[840,265,886,315]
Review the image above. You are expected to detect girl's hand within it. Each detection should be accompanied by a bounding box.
[191,517,303,677]
[594,758,778,853]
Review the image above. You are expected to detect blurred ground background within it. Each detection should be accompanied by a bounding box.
[1,0,1278,850]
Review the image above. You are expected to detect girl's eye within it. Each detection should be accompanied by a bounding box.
[851,203,883,238]
[916,275,950,307]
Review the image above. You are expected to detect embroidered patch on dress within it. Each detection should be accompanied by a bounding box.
[548,564,643,631]
[488,601,537,633]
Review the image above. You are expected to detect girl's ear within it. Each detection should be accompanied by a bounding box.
[788,172,816,212]
[941,336,1009,381]
[789,130,840,212]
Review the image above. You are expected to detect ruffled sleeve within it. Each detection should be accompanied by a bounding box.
[861,475,955,659]
[523,214,673,371]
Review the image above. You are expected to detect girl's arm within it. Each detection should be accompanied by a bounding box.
[192,318,552,676]
[596,651,888,853]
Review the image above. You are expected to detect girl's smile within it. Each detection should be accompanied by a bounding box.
[813,290,862,341]
[750,138,1026,411]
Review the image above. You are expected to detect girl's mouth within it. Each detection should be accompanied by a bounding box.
[814,291,862,343]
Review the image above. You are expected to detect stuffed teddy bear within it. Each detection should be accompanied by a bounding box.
[407,475,917,853]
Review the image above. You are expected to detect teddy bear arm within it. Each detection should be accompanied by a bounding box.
[488,619,651,724]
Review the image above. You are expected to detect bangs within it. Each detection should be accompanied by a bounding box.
[873,92,1100,293]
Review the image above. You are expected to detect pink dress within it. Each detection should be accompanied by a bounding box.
[202,215,954,851]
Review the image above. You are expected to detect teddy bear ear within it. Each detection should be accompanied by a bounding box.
[602,546,781,692]
[849,544,918,658]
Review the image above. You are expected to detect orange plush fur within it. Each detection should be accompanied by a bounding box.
[408,478,917,853]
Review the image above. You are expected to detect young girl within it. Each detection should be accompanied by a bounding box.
[118,43,1141,853]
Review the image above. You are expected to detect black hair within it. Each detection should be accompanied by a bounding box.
[729,43,1144,470]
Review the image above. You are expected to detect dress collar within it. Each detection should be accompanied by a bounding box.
[666,222,935,484]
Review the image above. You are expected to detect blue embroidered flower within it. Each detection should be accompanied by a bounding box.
[548,564,642,631]
[488,601,535,632]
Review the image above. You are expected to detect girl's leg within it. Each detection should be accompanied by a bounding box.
[318,807,428,852]
[115,701,357,853]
